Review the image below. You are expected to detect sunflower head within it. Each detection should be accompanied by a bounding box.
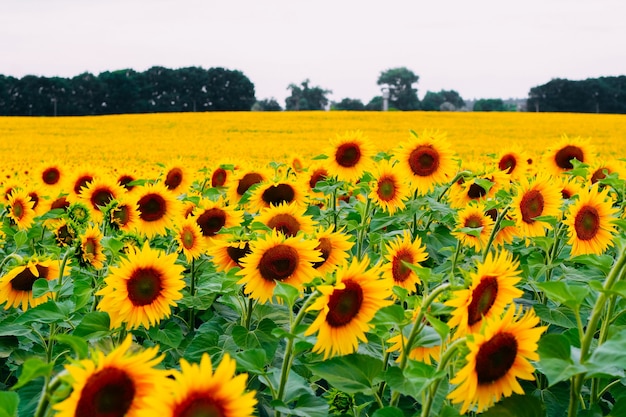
[543,135,596,177]
[325,130,375,183]
[0,258,67,310]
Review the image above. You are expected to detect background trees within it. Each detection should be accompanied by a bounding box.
[376,67,420,110]
[421,90,465,111]
[285,79,332,110]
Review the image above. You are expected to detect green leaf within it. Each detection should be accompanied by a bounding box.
[570,254,614,275]
[184,331,220,362]
[13,230,28,248]
[11,357,54,390]
[12,300,66,325]
[54,334,88,359]
[536,334,586,386]
[536,281,590,310]
[31,278,53,298]
[456,226,483,238]
[273,281,301,307]
[271,393,329,417]
[371,407,405,417]
[533,304,577,329]
[307,354,383,394]
[148,321,183,349]
[233,349,268,375]
[0,391,19,417]
[586,329,626,378]
[383,360,441,399]
[425,313,450,341]
[72,311,111,340]
[371,304,407,326]
[480,394,545,417]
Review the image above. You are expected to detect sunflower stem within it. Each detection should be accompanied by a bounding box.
[436,170,472,203]
[33,369,67,417]
[569,244,626,417]
[481,205,510,262]
[331,187,338,232]
[188,258,196,330]
[0,252,24,273]
[355,197,372,261]
[449,240,462,284]
[244,297,255,330]
[54,246,76,302]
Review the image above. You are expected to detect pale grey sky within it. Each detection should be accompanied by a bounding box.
[1,0,625,105]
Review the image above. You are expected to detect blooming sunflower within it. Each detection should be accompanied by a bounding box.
[78,225,106,270]
[446,251,523,337]
[247,178,308,212]
[256,202,317,238]
[109,195,141,232]
[209,164,233,188]
[0,258,68,310]
[311,226,354,276]
[305,257,392,359]
[174,217,207,262]
[452,203,495,251]
[207,239,252,272]
[160,159,194,195]
[484,208,519,249]
[588,159,626,186]
[325,130,374,183]
[96,242,186,330]
[192,198,244,244]
[368,159,409,215]
[37,160,65,191]
[448,306,546,414]
[65,165,101,197]
[304,163,330,199]
[387,324,441,365]
[542,134,595,177]
[563,184,619,256]
[53,335,166,417]
[381,230,428,293]
[149,353,256,417]
[448,168,509,209]
[510,175,562,238]
[78,177,127,222]
[6,189,36,230]
[236,230,322,303]
[134,182,182,238]
[495,147,531,180]
[227,166,269,206]
[558,176,584,200]
[394,129,457,195]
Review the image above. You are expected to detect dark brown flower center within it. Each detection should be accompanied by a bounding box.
[211,168,227,187]
[74,175,94,194]
[309,168,328,189]
[91,187,115,211]
[118,175,136,191]
[236,173,264,196]
[261,184,295,206]
[335,142,361,168]
[574,205,600,241]
[75,367,136,417]
[164,168,184,190]
[312,237,332,269]
[555,145,584,170]
[50,196,70,211]
[498,154,517,174]
[137,193,167,222]
[196,208,226,237]
[475,332,518,385]
[485,208,498,222]
[226,242,252,267]
[377,176,397,201]
[519,189,544,224]
[173,392,225,417]
[28,192,39,209]
[266,213,301,237]
[467,276,498,326]
[590,168,609,184]
[42,167,61,185]
[126,267,163,306]
[10,265,50,292]
[391,249,414,283]
[112,205,131,227]
[326,279,363,327]
[84,237,98,255]
[464,214,484,229]
[467,183,486,200]
[408,146,439,177]
[258,244,299,281]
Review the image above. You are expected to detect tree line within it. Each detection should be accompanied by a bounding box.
[1,65,625,115]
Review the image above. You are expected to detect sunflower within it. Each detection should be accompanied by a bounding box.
[381,230,428,293]
[394,129,457,195]
[311,226,354,276]
[109,195,141,232]
[448,306,546,414]
[78,225,106,269]
[192,198,244,244]
[448,168,509,209]
[78,177,127,222]
[510,175,562,238]
[174,217,207,262]
[304,163,330,198]
[494,147,531,180]
[134,182,182,238]
[445,251,523,337]
[305,256,392,359]
[0,258,68,310]
[247,178,308,212]
[65,165,101,197]
[150,353,257,417]
[563,184,619,256]
[37,160,65,191]
[387,315,441,365]
[325,130,374,183]
[160,159,193,195]
[484,208,519,249]
[6,189,36,230]
[255,202,317,238]
[542,134,595,177]
[236,230,322,303]
[558,176,584,200]
[53,335,166,417]
[116,169,141,192]
[25,186,46,216]
[96,242,186,330]
[227,166,269,206]
[207,239,252,272]
[368,159,409,215]
[588,159,626,186]
[452,203,495,251]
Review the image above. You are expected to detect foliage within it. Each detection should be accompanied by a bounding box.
[421,90,465,111]
[285,79,332,111]
[331,98,366,111]
[253,98,283,111]
[472,98,512,112]
[376,67,420,111]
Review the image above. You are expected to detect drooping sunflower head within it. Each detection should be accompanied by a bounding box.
[0,258,67,310]
[563,184,619,256]
[381,230,428,293]
[368,159,410,215]
[393,129,457,195]
[236,230,322,303]
[6,188,36,230]
[452,202,495,251]
[134,182,182,238]
[256,201,317,238]
[510,175,563,238]
[446,250,523,337]
[311,226,354,276]
[448,306,546,414]
[305,256,392,359]
[325,130,375,183]
[96,242,186,330]
[53,335,167,417]
[543,135,596,177]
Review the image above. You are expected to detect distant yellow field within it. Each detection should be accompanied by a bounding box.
[1,111,624,177]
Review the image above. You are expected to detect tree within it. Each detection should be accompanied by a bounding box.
[205,67,256,111]
[285,79,331,110]
[377,67,420,110]
[252,98,282,111]
[365,96,383,111]
[421,90,465,111]
[473,98,506,112]
[331,98,365,111]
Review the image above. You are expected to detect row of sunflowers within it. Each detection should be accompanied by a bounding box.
[1,112,626,417]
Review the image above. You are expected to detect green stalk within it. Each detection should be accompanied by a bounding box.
[591,293,618,402]
[188,258,196,330]
[33,370,67,417]
[481,206,510,262]
[0,253,24,273]
[355,197,372,261]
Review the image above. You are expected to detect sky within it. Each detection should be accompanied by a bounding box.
[1,0,625,105]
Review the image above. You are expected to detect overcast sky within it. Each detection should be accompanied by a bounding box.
[2,0,625,105]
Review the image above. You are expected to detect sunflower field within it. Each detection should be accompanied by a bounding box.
[1,111,626,417]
